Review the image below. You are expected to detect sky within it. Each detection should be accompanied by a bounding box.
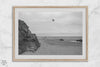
[18,11,82,36]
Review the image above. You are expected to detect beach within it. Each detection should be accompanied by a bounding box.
[22,36,82,55]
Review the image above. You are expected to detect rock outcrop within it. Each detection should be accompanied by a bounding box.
[76,39,82,42]
[18,19,40,54]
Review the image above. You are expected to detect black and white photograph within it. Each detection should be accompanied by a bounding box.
[13,6,88,61]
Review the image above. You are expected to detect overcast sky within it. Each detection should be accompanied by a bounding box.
[19,11,82,36]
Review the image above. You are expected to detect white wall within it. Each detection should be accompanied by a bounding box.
[0,0,100,67]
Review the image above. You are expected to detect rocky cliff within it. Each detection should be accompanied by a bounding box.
[18,19,40,54]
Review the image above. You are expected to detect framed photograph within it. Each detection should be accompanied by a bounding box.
[13,6,88,61]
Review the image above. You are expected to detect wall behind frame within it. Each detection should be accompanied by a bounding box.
[0,0,100,67]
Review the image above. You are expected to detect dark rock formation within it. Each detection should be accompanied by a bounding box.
[18,19,40,54]
[76,39,82,42]
[59,39,64,41]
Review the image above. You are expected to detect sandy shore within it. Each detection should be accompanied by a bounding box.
[22,37,82,55]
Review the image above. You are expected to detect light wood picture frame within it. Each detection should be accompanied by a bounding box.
[13,6,88,61]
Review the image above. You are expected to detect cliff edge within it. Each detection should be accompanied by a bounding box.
[18,19,40,54]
